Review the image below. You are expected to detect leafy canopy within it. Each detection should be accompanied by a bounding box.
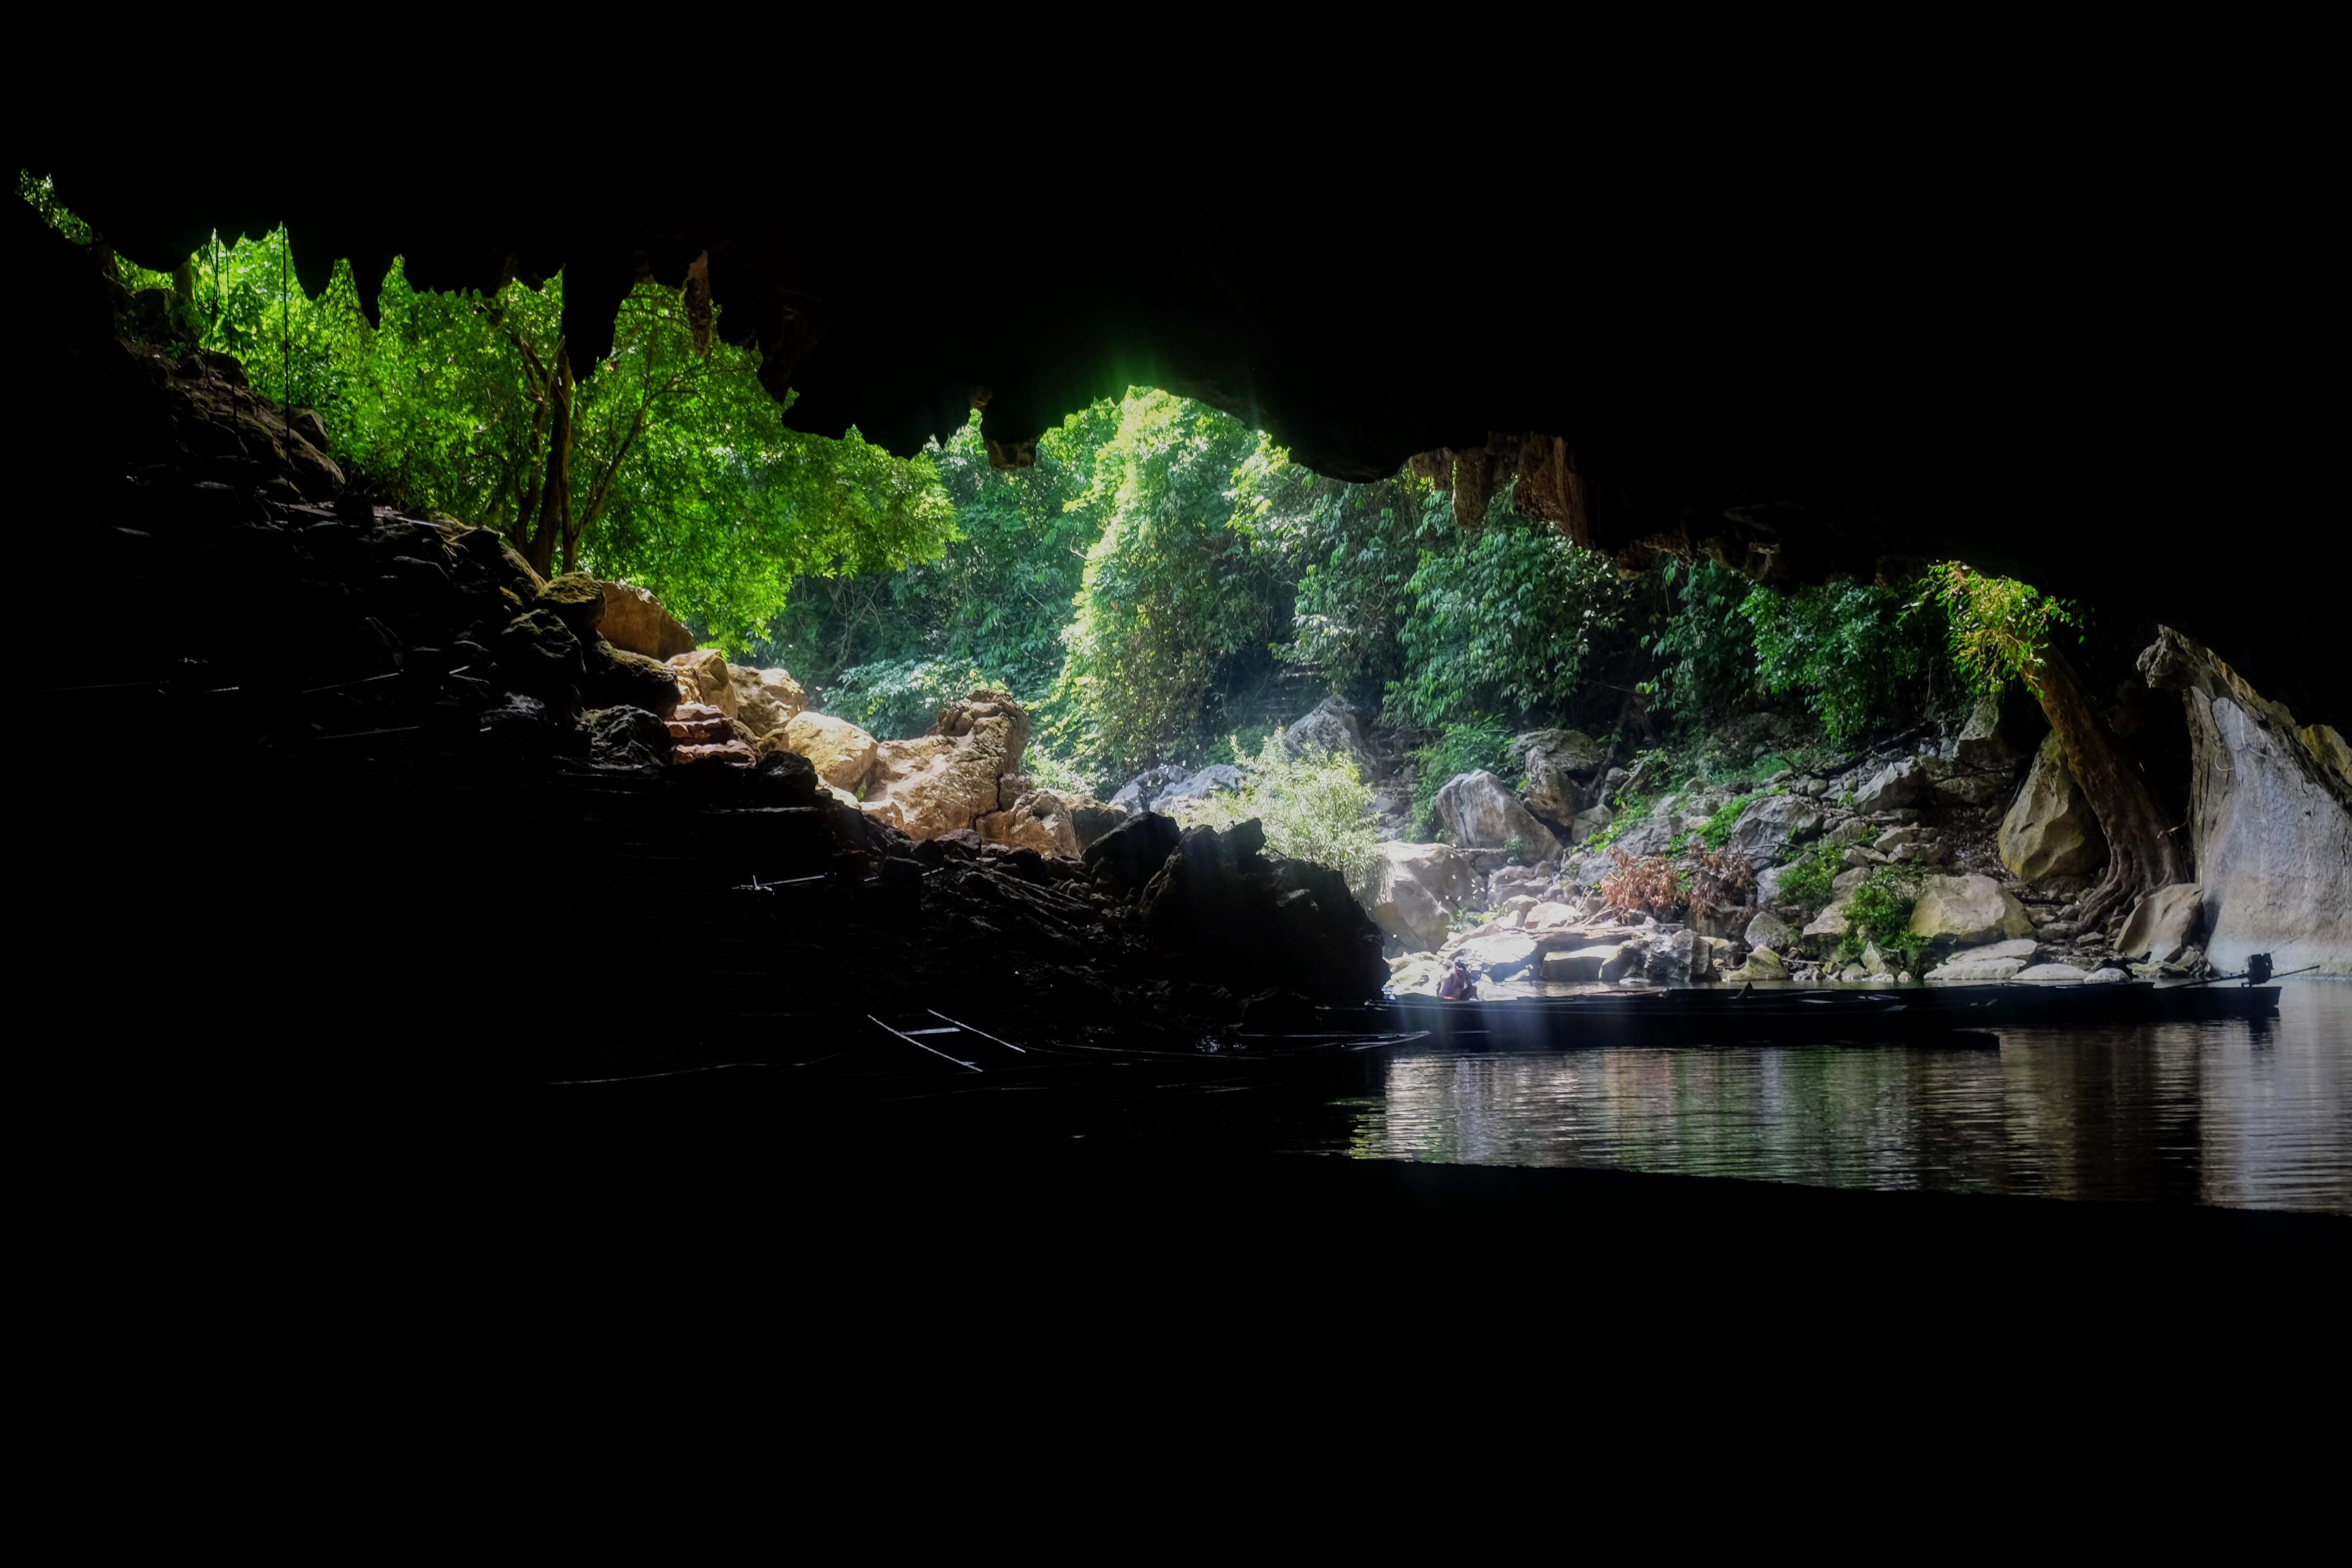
[1171,731,1380,883]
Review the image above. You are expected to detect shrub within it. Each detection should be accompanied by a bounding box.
[1835,866,1931,974]
[1173,730,1379,882]
[1599,848,1678,918]
[1648,559,1758,722]
[1683,845,1756,930]
[1741,578,1946,743]
[1776,842,1842,915]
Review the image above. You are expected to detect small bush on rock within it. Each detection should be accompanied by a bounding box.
[1599,848,1678,918]
[1776,842,1842,914]
[1835,866,1932,974]
[1408,718,1516,838]
[1175,731,1378,882]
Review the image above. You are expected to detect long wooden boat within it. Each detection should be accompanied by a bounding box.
[1358,979,2279,1050]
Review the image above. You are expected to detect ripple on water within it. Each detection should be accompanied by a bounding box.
[1337,978,2352,1213]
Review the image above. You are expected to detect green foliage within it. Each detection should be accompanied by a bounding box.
[1237,442,1426,697]
[1407,718,1517,839]
[1741,578,1945,743]
[1673,791,1759,856]
[1775,841,1842,915]
[1910,562,2081,699]
[1042,391,1287,780]
[1834,866,1931,975]
[1647,559,1757,721]
[1389,486,1632,730]
[821,659,995,743]
[20,171,92,243]
[1173,731,1379,881]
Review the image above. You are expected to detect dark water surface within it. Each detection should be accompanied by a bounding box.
[1331,978,2352,1213]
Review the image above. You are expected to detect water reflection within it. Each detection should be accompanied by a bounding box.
[1346,979,2352,1213]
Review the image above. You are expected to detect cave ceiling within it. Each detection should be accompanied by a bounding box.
[20,122,2339,728]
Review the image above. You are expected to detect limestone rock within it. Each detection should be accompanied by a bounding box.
[675,740,756,767]
[2116,882,2205,963]
[1519,900,1585,934]
[1569,805,1614,842]
[583,640,681,720]
[1908,874,2033,945]
[2140,627,2351,973]
[1436,770,1561,857]
[730,666,805,739]
[1725,793,1824,869]
[1745,909,1796,952]
[533,573,606,643]
[1925,956,2027,984]
[2083,967,2131,984]
[494,608,583,697]
[977,787,1084,859]
[598,581,696,661]
[667,703,732,743]
[1155,764,1243,814]
[1519,729,1606,820]
[1953,692,2029,772]
[1852,758,1930,812]
[1802,895,1854,947]
[1540,943,1628,982]
[581,705,672,769]
[862,690,1031,840]
[1360,841,1479,952]
[1861,941,1893,976]
[1084,810,1183,893]
[2016,963,2092,982]
[1968,938,2039,964]
[667,649,736,718]
[1824,818,1874,848]
[778,711,879,793]
[1452,930,1540,981]
[1281,696,1372,767]
[1068,799,1129,851]
[1998,731,2108,882]
[1387,955,1448,996]
[1724,946,1788,981]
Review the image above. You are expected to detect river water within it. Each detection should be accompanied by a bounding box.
[1333,978,2352,1213]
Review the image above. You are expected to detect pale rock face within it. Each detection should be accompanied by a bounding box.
[859,690,1030,841]
[1726,794,1825,869]
[2083,967,2131,984]
[1999,731,2109,882]
[776,711,879,792]
[1436,770,1561,858]
[1852,758,1930,812]
[1569,805,1614,843]
[1908,874,2034,945]
[1282,696,1372,767]
[1926,956,2029,983]
[1745,909,1796,952]
[1519,901,1585,933]
[977,787,1084,859]
[1824,818,1874,848]
[1969,938,2040,964]
[1861,942,1894,976]
[730,666,806,740]
[1519,729,1607,821]
[2116,882,2205,962]
[666,649,736,718]
[599,581,697,660]
[1725,946,1788,981]
[1540,944,1627,982]
[1954,692,2028,772]
[1360,842,1479,953]
[2015,963,2093,982]
[1387,955,1448,996]
[1451,931,1541,981]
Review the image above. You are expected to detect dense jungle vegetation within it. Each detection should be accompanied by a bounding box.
[32,173,2009,810]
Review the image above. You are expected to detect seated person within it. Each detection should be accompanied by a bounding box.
[1437,956,1479,1001]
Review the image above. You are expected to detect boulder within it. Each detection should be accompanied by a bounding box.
[1744,909,1796,952]
[1925,955,2027,984]
[1921,755,2009,808]
[1139,822,1386,1002]
[861,690,1030,840]
[774,711,879,792]
[1282,696,1372,767]
[2115,882,2205,963]
[2140,627,2351,972]
[1998,731,2108,882]
[1110,764,1186,812]
[583,640,682,720]
[1908,875,2034,945]
[581,705,672,769]
[1968,939,2040,964]
[2082,967,2131,984]
[1860,942,1894,976]
[1084,810,1183,893]
[1625,927,1707,984]
[1852,758,1930,812]
[1436,770,1561,857]
[666,705,734,743]
[1519,900,1585,934]
[1953,693,2032,772]
[1823,817,1873,848]
[667,649,736,718]
[731,666,806,739]
[1540,943,1628,982]
[1387,955,1448,996]
[977,787,1084,860]
[674,740,756,767]
[1569,805,1614,842]
[1802,895,1854,947]
[1068,799,1129,851]
[1155,764,1243,814]
[1519,729,1606,820]
[598,581,697,660]
[2016,963,2092,983]
[1724,946,1788,982]
[1725,794,1825,869]
[1360,842,1480,952]
[1451,930,1541,981]
[494,608,584,698]
[532,572,607,643]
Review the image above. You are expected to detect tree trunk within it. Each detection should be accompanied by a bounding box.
[524,348,574,579]
[2032,641,2191,929]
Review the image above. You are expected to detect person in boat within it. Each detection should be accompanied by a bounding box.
[1438,956,1479,1001]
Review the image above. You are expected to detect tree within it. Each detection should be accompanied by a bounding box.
[1916,563,2189,926]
